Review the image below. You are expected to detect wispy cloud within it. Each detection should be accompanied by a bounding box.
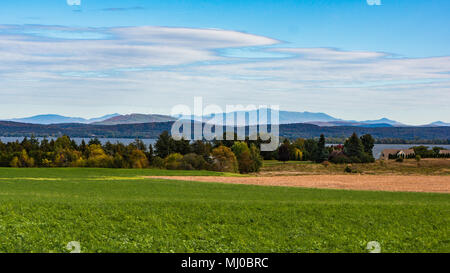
[0,25,449,124]
[67,0,81,6]
[100,6,145,12]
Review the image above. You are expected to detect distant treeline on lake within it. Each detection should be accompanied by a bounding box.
[0,121,449,144]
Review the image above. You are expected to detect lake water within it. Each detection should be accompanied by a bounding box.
[1,137,449,159]
[0,137,157,146]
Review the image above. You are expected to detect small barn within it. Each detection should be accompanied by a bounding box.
[397,149,415,158]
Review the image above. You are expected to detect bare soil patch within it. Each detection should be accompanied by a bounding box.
[145,175,450,193]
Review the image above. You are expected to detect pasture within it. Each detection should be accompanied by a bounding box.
[0,168,448,253]
[261,158,450,175]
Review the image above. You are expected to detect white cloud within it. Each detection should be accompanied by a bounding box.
[0,25,449,124]
[67,0,81,6]
[0,26,278,73]
[112,26,278,48]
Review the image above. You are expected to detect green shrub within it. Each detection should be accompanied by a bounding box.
[349,156,362,164]
[237,150,253,173]
[344,164,357,173]
[181,153,208,170]
[359,152,375,163]
[329,151,351,164]
[231,142,250,159]
[151,156,165,169]
[112,154,128,168]
[249,144,263,173]
[164,153,184,170]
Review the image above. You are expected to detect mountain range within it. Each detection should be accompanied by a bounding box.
[426,121,450,127]
[1,111,449,127]
[7,114,121,125]
[92,114,177,125]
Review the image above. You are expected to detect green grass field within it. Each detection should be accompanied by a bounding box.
[0,168,448,253]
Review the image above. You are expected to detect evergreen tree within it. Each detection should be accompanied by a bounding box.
[344,133,364,159]
[40,138,51,153]
[315,134,329,163]
[360,134,375,156]
[174,138,191,155]
[214,132,237,148]
[303,139,318,161]
[147,144,154,163]
[88,138,101,146]
[278,143,290,163]
[191,140,210,158]
[155,131,175,158]
[132,139,147,152]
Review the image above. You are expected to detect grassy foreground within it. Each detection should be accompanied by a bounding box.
[0,168,448,253]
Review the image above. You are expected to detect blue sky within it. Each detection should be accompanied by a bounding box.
[0,0,449,124]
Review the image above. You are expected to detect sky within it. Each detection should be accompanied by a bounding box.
[0,0,449,125]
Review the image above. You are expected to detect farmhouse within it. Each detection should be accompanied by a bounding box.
[380,149,415,160]
[439,150,450,155]
[398,149,415,158]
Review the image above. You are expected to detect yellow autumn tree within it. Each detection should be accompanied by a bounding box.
[211,146,238,173]
[293,148,303,161]
[86,144,113,168]
[129,149,149,169]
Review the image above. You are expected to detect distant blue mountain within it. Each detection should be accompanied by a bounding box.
[87,114,121,123]
[419,121,450,127]
[182,110,402,127]
[8,114,86,124]
[279,110,339,124]
[4,111,445,127]
[92,114,176,125]
[356,123,394,128]
[305,121,395,127]
[360,118,406,127]
[5,114,120,125]
[176,110,340,125]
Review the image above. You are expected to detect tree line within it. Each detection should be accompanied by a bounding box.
[1,121,449,143]
[0,133,263,173]
[0,132,378,173]
[274,133,376,164]
[388,146,450,160]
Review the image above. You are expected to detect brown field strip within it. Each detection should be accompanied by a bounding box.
[145,175,450,193]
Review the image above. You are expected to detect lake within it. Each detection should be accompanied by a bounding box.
[0,137,157,146]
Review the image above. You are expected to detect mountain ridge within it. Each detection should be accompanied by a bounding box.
[2,111,449,127]
[5,114,120,125]
[92,114,176,125]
